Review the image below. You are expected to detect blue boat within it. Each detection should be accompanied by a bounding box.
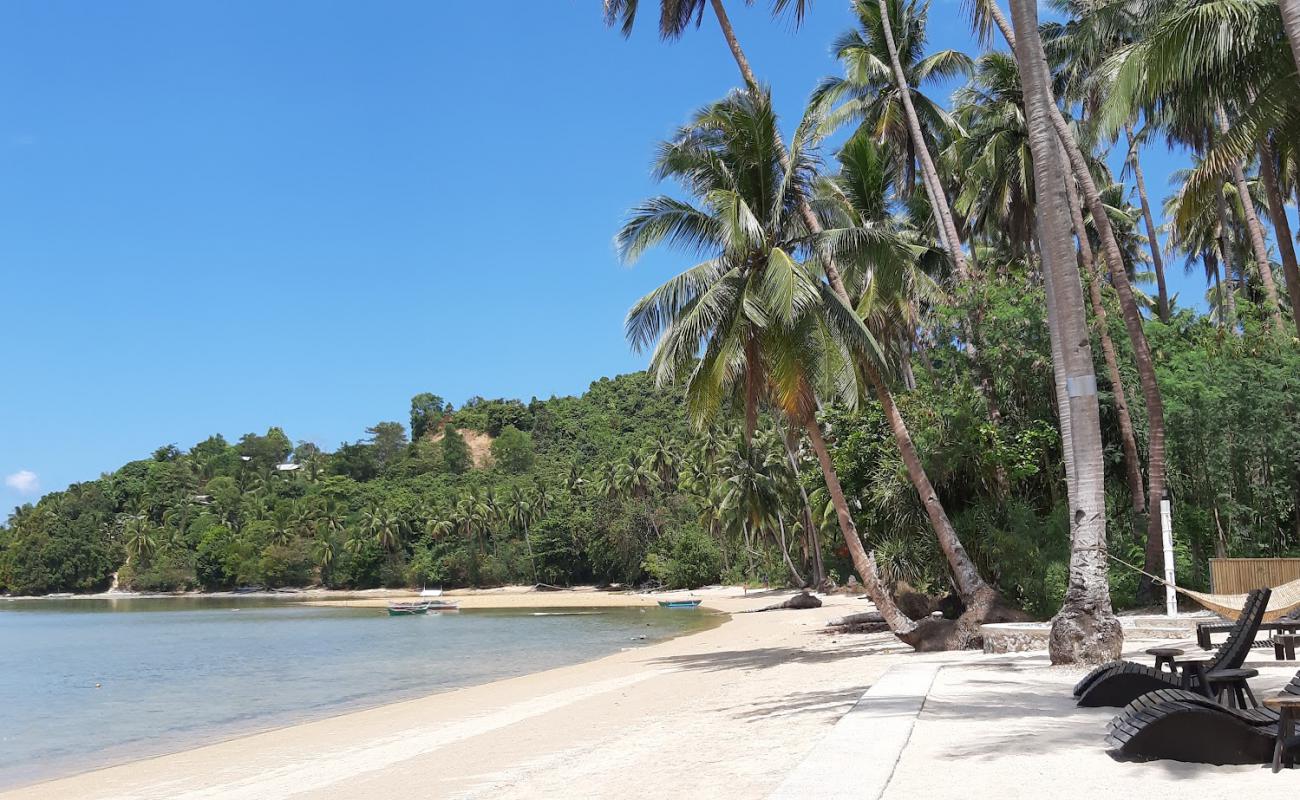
[658,599,702,609]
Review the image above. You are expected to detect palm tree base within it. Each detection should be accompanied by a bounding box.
[1049,607,1124,665]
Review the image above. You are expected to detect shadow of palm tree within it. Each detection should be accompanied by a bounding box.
[729,687,867,721]
[645,638,908,673]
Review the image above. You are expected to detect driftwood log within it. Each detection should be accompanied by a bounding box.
[742,591,824,613]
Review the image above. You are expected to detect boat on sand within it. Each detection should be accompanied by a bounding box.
[658,599,702,609]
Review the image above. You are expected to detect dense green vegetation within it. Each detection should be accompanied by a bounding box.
[2,299,1295,614]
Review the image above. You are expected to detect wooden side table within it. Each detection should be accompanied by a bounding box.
[1275,633,1300,660]
[1146,646,1184,673]
[1170,655,1214,697]
[1262,696,1300,772]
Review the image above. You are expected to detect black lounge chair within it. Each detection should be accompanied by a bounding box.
[1105,685,1300,765]
[1074,588,1271,708]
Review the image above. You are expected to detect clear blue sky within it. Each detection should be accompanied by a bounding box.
[0,0,1201,511]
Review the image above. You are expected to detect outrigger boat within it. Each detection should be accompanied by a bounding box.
[387,601,431,616]
[657,599,702,609]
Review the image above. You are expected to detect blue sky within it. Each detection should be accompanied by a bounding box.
[0,0,1208,511]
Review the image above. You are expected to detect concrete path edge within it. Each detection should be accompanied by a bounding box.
[768,662,942,800]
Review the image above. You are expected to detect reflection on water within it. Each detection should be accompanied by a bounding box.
[0,597,717,789]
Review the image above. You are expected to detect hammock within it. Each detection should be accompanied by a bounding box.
[1108,554,1300,622]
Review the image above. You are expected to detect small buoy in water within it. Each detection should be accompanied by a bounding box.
[95,683,101,688]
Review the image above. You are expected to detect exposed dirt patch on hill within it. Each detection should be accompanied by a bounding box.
[428,427,495,469]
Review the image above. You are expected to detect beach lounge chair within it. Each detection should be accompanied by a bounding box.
[1105,682,1300,765]
[1073,588,1271,708]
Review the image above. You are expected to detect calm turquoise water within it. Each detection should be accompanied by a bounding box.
[0,597,717,790]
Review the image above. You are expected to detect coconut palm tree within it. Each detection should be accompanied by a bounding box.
[1099,0,1292,333]
[607,0,1007,628]
[603,0,809,95]
[123,514,157,564]
[361,505,402,555]
[1008,0,1121,664]
[507,485,538,581]
[818,0,973,277]
[313,535,336,581]
[620,89,964,641]
[950,51,1035,252]
[981,0,1169,602]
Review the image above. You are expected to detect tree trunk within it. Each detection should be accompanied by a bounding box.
[804,420,916,634]
[1215,104,1284,333]
[1257,135,1300,338]
[991,0,1166,603]
[1126,122,1170,322]
[1282,0,1300,83]
[523,520,537,583]
[1063,160,1147,519]
[875,0,970,280]
[776,516,805,586]
[864,362,1000,609]
[1011,0,1122,665]
[782,426,825,587]
[1215,189,1237,325]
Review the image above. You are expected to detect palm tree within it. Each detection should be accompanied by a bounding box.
[361,505,402,555]
[564,462,586,495]
[123,514,157,565]
[644,436,680,489]
[507,485,538,581]
[620,89,940,639]
[606,0,1008,623]
[820,0,973,277]
[425,514,454,542]
[603,0,809,96]
[313,536,336,580]
[616,452,659,501]
[950,51,1035,252]
[1008,0,1120,664]
[989,0,1169,601]
[1099,0,1291,332]
[269,506,295,546]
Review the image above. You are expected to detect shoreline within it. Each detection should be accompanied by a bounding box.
[3,587,897,799]
[0,583,751,608]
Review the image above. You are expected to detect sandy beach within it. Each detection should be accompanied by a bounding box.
[4,587,906,799]
[12,586,1300,799]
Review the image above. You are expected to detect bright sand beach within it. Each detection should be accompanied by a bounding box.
[9,586,1300,799]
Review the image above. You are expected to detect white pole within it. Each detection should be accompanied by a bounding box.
[1161,494,1177,617]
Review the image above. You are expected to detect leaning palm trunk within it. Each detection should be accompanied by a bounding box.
[1010,0,1122,665]
[987,0,1167,603]
[803,420,915,633]
[1215,189,1237,325]
[1125,122,1170,323]
[875,0,970,280]
[1283,0,1300,83]
[775,517,805,586]
[1257,136,1300,338]
[706,0,1009,631]
[1062,159,1147,519]
[1215,105,1284,333]
[782,426,825,586]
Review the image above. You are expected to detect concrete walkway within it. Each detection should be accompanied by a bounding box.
[770,663,941,800]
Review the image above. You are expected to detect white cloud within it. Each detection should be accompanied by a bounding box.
[4,470,40,494]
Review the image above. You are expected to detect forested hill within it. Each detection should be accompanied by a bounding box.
[3,299,1299,613]
[0,372,706,596]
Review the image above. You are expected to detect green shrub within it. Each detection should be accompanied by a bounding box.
[644,528,721,589]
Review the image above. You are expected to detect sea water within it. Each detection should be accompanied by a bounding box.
[0,597,717,789]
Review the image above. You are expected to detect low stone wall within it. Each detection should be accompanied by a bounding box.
[980,622,1051,654]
